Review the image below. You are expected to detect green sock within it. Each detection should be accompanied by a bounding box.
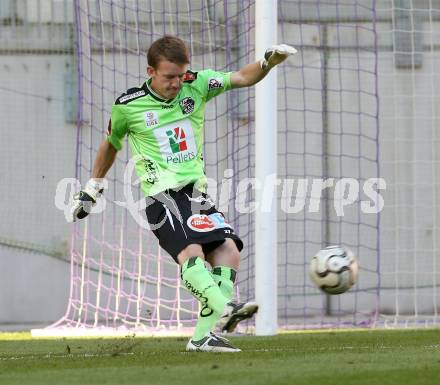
[181,257,229,315]
[192,266,236,341]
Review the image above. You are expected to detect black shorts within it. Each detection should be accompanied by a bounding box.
[145,184,243,262]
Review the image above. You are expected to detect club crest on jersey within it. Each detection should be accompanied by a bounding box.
[179,97,195,114]
[144,111,159,127]
[208,77,223,91]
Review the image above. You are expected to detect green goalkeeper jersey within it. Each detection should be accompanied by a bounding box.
[107,69,232,197]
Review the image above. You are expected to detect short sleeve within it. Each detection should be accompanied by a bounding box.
[107,104,128,151]
[192,69,232,102]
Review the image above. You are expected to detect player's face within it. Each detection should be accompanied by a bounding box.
[147,60,188,100]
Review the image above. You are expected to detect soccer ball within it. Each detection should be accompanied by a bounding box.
[309,245,359,295]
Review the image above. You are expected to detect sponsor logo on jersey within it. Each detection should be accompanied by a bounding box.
[166,126,188,153]
[183,72,196,82]
[187,213,232,232]
[161,104,174,109]
[179,97,195,114]
[166,151,196,164]
[119,90,145,103]
[153,119,197,165]
[144,111,159,127]
[142,158,159,184]
[208,77,223,91]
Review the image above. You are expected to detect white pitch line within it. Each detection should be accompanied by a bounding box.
[0,352,135,361]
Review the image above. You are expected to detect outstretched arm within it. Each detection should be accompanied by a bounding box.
[230,44,297,89]
[230,62,269,89]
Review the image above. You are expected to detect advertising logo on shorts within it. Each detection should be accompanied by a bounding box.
[153,119,196,164]
[187,213,232,232]
[187,215,216,232]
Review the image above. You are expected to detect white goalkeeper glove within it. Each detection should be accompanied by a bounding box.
[260,44,297,70]
[68,179,104,222]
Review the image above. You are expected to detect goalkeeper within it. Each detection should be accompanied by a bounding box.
[70,35,296,352]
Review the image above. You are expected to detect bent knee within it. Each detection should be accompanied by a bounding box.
[211,239,241,269]
[177,244,205,266]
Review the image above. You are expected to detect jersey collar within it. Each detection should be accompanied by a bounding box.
[143,79,175,104]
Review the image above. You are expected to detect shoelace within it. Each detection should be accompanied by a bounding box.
[210,332,230,343]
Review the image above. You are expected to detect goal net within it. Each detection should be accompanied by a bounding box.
[30,0,440,336]
[40,0,259,336]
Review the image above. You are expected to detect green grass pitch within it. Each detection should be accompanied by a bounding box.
[1,329,439,385]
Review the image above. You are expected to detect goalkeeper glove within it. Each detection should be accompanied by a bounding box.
[260,44,297,70]
[69,179,104,222]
